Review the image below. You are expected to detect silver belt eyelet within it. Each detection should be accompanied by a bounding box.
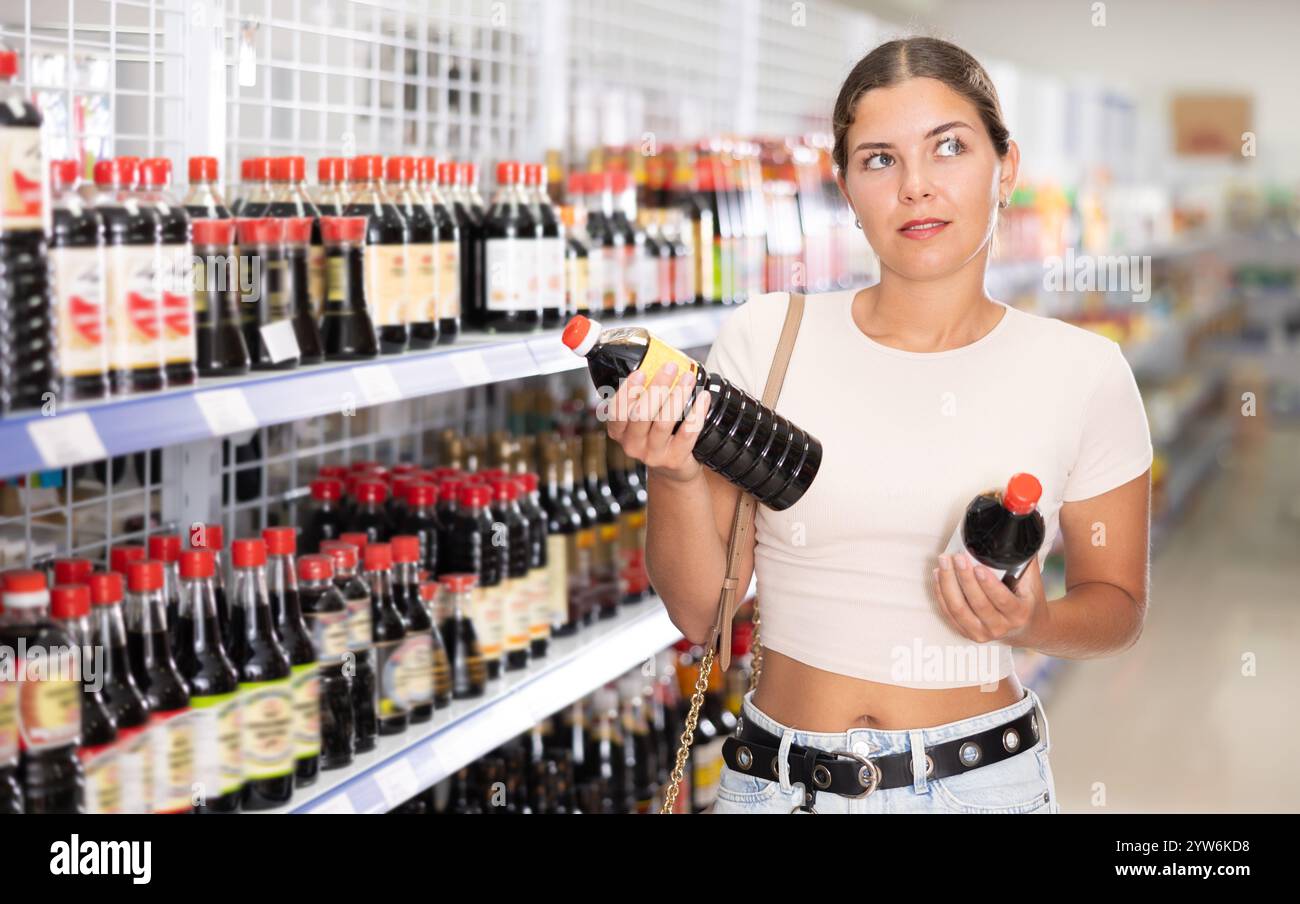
[829,748,882,797]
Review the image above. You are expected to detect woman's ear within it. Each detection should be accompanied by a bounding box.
[998,139,1021,205]
[836,170,857,221]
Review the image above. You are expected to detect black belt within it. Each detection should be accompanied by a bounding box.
[721,705,1041,812]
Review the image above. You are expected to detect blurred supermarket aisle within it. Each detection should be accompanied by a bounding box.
[1044,423,1300,813]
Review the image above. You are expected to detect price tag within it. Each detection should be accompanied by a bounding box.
[351,365,403,404]
[449,350,492,386]
[529,337,577,374]
[373,758,421,809]
[492,694,533,737]
[26,413,107,468]
[309,793,357,815]
[194,389,258,436]
[260,319,300,364]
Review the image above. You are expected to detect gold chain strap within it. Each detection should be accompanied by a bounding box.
[658,646,714,814]
[748,602,763,692]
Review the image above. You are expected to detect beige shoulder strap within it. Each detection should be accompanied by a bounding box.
[708,292,806,672]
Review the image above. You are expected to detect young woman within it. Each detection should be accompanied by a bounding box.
[605,37,1152,814]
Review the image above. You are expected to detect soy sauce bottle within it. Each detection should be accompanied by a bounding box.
[946,472,1047,591]
[174,550,242,813]
[390,536,435,724]
[313,158,347,216]
[362,542,408,735]
[440,161,481,339]
[191,218,251,376]
[419,581,453,708]
[228,538,294,810]
[1,572,83,813]
[0,49,55,412]
[267,156,325,326]
[301,478,347,554]
[403,482,441,575]
[189,523,232,652]
[51,584,119,814]
[237,158,272,218]
[420,157,461,344]
[49,159,110,401]
[524,162,566,328]
[583,429,623,619]
[477,160,541,333]
[124,559,194,815]
[319,215,379,359]
[319,541,378,753]
[607,441,649,603]
[88,571,151,814]
[343,155,409,354]
[182,156,231,220]
[436,574,488,700]
[238,217,299,370]
[515,472,553,656]
[281,216,325,363]
[444,483,504,678]
[564,436,601,626]
[93,157,165,393]
[538,439,584,637]
[296,555,354,770]
[386,156,437,349]
[263,527,319,787]
[145,534,183,646]
[140,158,197,387]
[350,479,392,542]
[487,477,531,670]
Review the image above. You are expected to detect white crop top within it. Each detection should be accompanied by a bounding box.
[702,288,1153,688]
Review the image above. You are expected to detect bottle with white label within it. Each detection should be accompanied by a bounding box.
[523,162,566,328]
[182,155,231,220]
[237,217,300,370]
[361,542,410,736]
[389,536,435,723]
[49,158,109,400]
[262,526,320,788]
[174,549,242,813]
[140,158,197,386]
[296,555,354,770]
[417,156,460,344]
[92,157,165,393]
[88,571,151,814]
[385,156,438,349]
[342,155,409,354]
[477,160,541,333]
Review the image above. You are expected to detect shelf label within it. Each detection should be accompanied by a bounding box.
[309,793,357,815]
[351,365,403,404]
[373,758,421,809]
[194,389,258,436]
[449,350,492,386]
[26,413,107,468]
[260,320,301,364]
[529,337,578,374]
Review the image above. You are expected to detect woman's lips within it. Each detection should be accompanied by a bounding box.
[898,220,950,240]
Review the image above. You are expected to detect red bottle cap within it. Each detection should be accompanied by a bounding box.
[1003,473,1042,516]
[349,155,382,181]
[459,162,477,184]
[439,573,478,593]
[609,171,630,193]
[110,545,146,575]
[51,584,92,620]
[561,315,593,350]
[269,156,290,181]
[518,473,538,494]
[356,480,388,504]
[320,541,358,571]
[318,157,346,183]
[523,163,543,186]
[390,475,413,499]
[126,560,164,592]
[50,159,79,189]
[319,215,367,244]
[495,161,520,185]
[271,156,305,182]
[488,477,518,501]
[311,479,343,502]
[140,158,172,186]
[391,536,420,563]
[2,570,46,593]
[241,159,255,180]
[385,156,415,182]
[88,572,124,607]
[298,554,335,582]
[53,557,94,585]
[438,479,464,503]
[93,158,132,188]
[192,219,237,246]
[457,484,490,508]
[437,161,458,186]
[0,52,18,80]
[363,543,393,571]
[430,467,461,480]
[231,538,268,568]
[281,216,313,245]
[247,157,271,180]
[405,483,436,507]
[339,532,370,552]
[189,156,219,182]
[147,535,182,563]
[262,526,297,556]
[191,523,225,550]
[179,550,215,580]
[567,172,587,196]
[237,217,285,246]
[418,157,438,183]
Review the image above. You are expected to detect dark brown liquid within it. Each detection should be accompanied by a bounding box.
[341,193,409,353]
[476,191,541,333]
[241,244,299,370]
[174,611,242,812]
[961,493,1046,589]
[50,195,109,400]
[332,572,378,751]
[194,246,251,376]
[229,588,294,809]
[299,581,355,770]
[284,244,324,363]
[320,243,379,359]
[98,196,165,393]
[154,197,197,386]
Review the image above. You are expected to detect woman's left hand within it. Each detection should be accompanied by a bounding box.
[933,551,1047,646]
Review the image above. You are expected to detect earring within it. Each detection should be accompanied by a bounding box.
[854,218,861,229]
[998,198,1009,209]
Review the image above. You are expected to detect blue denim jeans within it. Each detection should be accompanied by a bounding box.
[710,686,1059,814]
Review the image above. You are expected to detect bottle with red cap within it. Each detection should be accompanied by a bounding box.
[237,216,300,370]
[402,482,441,575]
[93,156,165,393]
[52,582,121,814]
[386,156,438,349]
[435,574,488,699]
[237,158,273,218]
[944,472,1047,591]
[0,47,55,413]
[109,543,146,576]
[191,217,251,375]
[297,554,353,768]
[318,214,379,359]
[536,439,583,637]
[487,478,532,670]
[561,172,592,318]
[268,156,326,328]
[523,162,566,328]
[416,156,461,344]
[513,473,553,656]
[608,169,649,316]
[173,549,242,813]
[279,215,325,364]
[301,478,346,554]
[443,483,504,678]
[140,157,198,387]
[478,160,541,333]
[350,479,392,542]
[461,162,488,216]
[361,542,409,735]
[263,526,320,786]
[607,440,649,603]
[124,559,194,814]
[582,428,623,620]
[343,154,409,354]
[313,158,347,216]
[146,534,184,645]
[0,570,83,812]
[584,172,626,318]
[49,158,109,401]
[189,523,232,649]
[229,159,249,217]
[388,474,413,533]
[561,436,600,627]
[440,161,481,337]
[228,537,293,809]
[52,556,94,587]
[418,580,452,708]
[182,156,231,220]
[88,570,151,813]
[389,536,435,723]
[319,540,377,752]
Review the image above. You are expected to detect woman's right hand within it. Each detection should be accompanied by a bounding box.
[604,362,712,484]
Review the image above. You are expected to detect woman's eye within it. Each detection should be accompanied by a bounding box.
[937,137,965,156]
[865,152,892,170]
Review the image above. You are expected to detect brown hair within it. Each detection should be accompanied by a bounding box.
[832,37,1011,174]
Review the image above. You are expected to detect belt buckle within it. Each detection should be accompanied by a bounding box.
[829,748,882,798]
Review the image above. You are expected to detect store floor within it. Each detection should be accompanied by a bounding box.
[1041,422,1300,813]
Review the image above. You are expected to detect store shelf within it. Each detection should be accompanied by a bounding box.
[0,306,729,481]
[260,599,682,814]
[1151,415,1234,552]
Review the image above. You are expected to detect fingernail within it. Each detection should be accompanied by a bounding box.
[629,370,645,384]
[938,555,952,572]
[976,567,989,581]
[954,553,969,571]
[932,568,940,583]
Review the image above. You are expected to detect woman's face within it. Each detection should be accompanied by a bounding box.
[837,76,1018,281]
